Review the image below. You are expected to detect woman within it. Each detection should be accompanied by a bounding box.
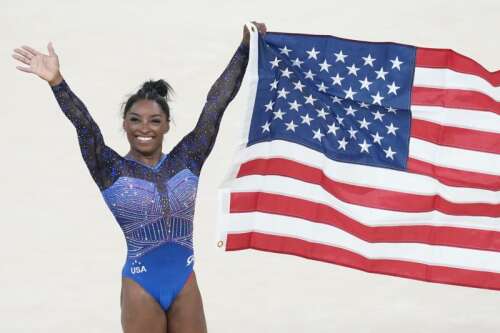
[12,23,266,333]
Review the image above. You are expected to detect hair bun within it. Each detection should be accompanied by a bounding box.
[139,79,171,99]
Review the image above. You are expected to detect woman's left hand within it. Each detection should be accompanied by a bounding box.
[242,22,267,46]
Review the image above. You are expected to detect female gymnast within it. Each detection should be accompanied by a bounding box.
[12,22,266,333]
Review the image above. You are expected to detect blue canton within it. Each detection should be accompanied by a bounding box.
[248,33,416,170]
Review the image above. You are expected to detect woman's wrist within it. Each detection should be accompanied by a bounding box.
[49,73,63,87]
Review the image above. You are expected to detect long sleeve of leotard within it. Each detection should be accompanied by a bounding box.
[170,43,249,176]
[51,80,120,191]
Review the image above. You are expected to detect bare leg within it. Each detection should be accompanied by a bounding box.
[121,277,168,333]
[167,272,207,333]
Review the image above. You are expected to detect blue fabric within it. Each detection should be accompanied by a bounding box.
[51,44,249,310]
[249,32,416,170]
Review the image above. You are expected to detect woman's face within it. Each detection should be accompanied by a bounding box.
[123,99,169,155]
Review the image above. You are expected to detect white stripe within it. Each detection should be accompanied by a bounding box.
[414,67,500,101]
[234,140,499,204]
[226,174,500,231]
[223,212,500,273]
[411,105,500,134]
[409,138,500,176]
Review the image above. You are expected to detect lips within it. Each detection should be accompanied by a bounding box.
[136,136,154,143]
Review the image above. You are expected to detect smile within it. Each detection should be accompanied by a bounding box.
[136,136,153,142]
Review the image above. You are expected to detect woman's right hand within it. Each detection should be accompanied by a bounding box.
[12,42,63,86]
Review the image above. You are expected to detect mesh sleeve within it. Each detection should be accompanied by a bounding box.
[51,80,121,191]
[169,43,249,176]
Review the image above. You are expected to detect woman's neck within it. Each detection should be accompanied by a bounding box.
[126,149,164,167]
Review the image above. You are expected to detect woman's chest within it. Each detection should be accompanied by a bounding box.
[101,168,199,221]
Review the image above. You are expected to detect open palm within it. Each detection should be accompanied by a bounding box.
[12,43,61,84]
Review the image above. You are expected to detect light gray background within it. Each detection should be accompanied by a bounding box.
[2,0,499,332]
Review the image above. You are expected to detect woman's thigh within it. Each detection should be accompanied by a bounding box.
[121,277,167,333]
[167,272,207,333]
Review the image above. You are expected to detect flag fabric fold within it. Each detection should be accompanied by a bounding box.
[217,25,500,290]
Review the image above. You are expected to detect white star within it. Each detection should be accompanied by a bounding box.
[304,70,316,80]
[327,122,340,135]
[293,80,305,92]
[336,115,345,125]
[371,91,384,105]
[390,56,404,70]
[316,82,328,92]
[362,54,376,67]
[269,79,279,91]
[358,139,372,153]
[334,50,348,63]
[387,81,400,95]
[371,110,385,121]
[316,108,329,119]
[385,122,399,135]
[279,45,292,56]
[264,100,274,112]
[375,67,388,80]
[306,47,320,60]
[359,76,373,91]
[330,73,344,86]
[359,101,370,109]
[292,57,304,68]
[346,63,360,76]
[319,59,332,72]
[312,128,325,142]
[301,113,314,126]
[273,108,286,120]
[280,67,293,78]
[344,105,358,116]
[348,126,358,139]
[304,94,317,105]
[285,120,298,132]
[343,86,357,100]
[357,117,371,129]
[331,96,343,104]
[337,137,348,150]
[371,132,384,145]
[387,106,398,113]
[383,146,397,160]
[261,121,271,133]
[277,88,290,99]
[270,57,281,69]
[288,100,302,112]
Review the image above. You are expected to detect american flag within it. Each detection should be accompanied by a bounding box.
[218,29,500,289]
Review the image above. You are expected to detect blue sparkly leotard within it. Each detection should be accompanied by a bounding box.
[51,44,248,310]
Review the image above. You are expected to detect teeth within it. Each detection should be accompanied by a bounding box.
[137,136,153,141]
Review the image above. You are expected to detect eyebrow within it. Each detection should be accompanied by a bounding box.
[128,112,162,118]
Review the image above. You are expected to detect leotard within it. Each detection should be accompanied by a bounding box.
[50,44,249,310]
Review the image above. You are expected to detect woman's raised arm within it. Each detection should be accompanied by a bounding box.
[12,43,121,191]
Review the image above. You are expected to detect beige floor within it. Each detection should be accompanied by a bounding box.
[2,0,499,331]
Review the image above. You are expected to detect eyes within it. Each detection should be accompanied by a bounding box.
[129,117,162,124]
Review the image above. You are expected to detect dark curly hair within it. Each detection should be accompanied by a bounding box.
[123,79,173,121]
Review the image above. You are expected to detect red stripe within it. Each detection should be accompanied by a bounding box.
[407,158,499,191]
[416,48,500,86]
[237,158,499,217]
[230,192,500,252]
[411,119,500,154]
[412,87,500,115]
[226,233,500,290]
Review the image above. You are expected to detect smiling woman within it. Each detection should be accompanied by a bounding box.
[12,22,267,333]
[122,80,173,167]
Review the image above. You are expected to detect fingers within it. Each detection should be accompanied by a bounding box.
[12,53,31,66]
[21,45,40,57]
[47,42,56,56]
[16,66,33,73]
[249,21,267,35]
[13,47,33,61]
